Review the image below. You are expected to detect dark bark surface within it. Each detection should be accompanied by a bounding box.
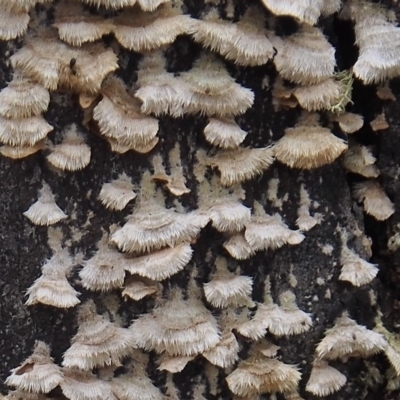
[1,1,400,399]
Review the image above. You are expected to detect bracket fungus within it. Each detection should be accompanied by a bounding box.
[226,352,301,397]
[47,125,91,171]
[203,257,253,308]
[121,276,160,301]
[11,33,118,93]
[189,7,274,66]
[113,4,194,52]
[129,288,221,357]
[177,54,255,116]
[352,180,395,221]
[203,117,247,149]
[60,369,117,400]
[110,366,164,400]
[62,300,136,370]
[93,76,159,151]
[23,183,67,226]
[305,359,347,397]
[79,234,126,292]
[238,290,312,338]
[110,174,208,253]
[202,329,240,368]
[339,242,378,287]
[78,0,168,11]
[5,341,63,393]
[0,75,50,119]
[99,173,137,211]
[341,0,400,83]
[207,146,274,186]
[122,242,193,281]
[244,203,305,252]
[342,144,379,178]
[26,253,80,308]
[272,26,336,85]
[260,0,341,25]
[53,2,114,46]
[3,0,400,398]
[197,176,251,233]
[316,312,387,361]
[135,51,187,117]
[223,233,257,260]
[273,115,347,169]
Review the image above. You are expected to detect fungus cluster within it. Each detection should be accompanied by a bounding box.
[2,0,400,398]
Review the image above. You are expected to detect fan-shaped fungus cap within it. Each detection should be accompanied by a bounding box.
[157,355,195,373]
[292,78,344,112]
[110,175,208,253]
[226,354,301,397]
[244,208,305,252]
[6,341,63,393]
[135,52,187,117]
[207,146,274,186]
[60,369,117,400]
[0,75,50,119]
[47,125,91,171]
[11,34,118,93]
[273,122,347,169]
[79,0,168,11]
[339,245,378,287]
[0,6,29,40]
[272,26,336,85]
[316,312,387,360]
[178,54,254,116]
[202,330,239,368]
[248,291,312,337]
[122,242,193,281]
[370,112,389,131]
[342,1,400,84]
[0,115,53,147]
[203,117,247,149]
[305,359,347,396]
[99,173,136,211]
[352,180,394,221]
[62,300,136,370]
[190,7,274,66]
[111,201,207,253]
[122,276,160,301]
[110,368,164,400]
[343,145,379,178]
[26,254,80,308]
[94,76,159,148]
[0,142,44,159]
[129,288,221,356]
[223,233,256,260]
[261,0,341,25]
[203,257,253,308]
[0,0,47,11]
[208,199,251,233]
[79,234,126,292]
[333,112,364,134]
[377,83,396,101]
[23,183,67,226]
[113,4,194,52]
[53,2,114,46]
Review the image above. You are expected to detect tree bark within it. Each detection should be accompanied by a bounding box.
[1,1,400,399]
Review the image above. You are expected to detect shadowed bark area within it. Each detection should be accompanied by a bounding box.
[1,1,400,399]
